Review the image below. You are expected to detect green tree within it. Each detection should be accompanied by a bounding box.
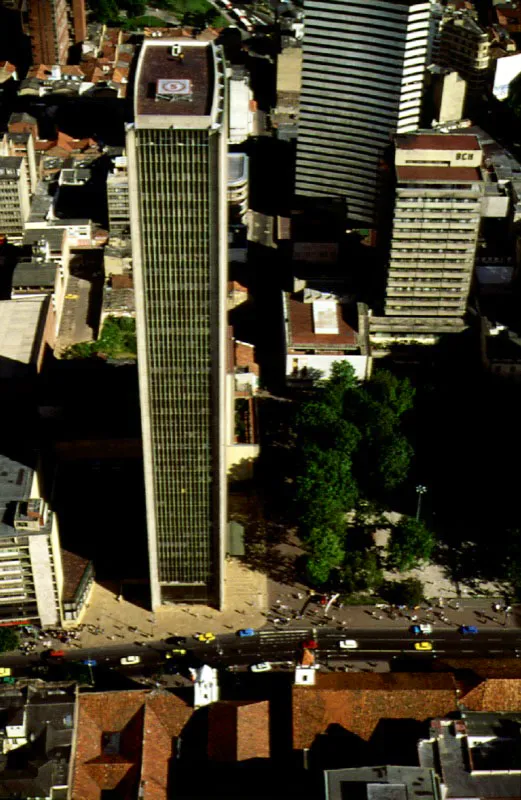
[304,526,346,587]
[387,516,435,572]
[0,628,19,653]
[341,548,383,594]
[381,577,424,607]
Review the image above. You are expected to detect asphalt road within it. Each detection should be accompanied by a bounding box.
[1,628,521,675]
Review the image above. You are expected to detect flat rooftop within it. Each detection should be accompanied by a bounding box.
[397,134,481,151]
[135,40,214,119]
[396,166,482,182]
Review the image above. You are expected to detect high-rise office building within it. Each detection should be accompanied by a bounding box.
[369,132,483,347]
[127,40,228,609]
[435,8,490,97]
[295,0,432,224]
[25,0,70,65]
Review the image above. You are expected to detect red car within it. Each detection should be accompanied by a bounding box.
[48,650,65,659]
[302,639,318,650]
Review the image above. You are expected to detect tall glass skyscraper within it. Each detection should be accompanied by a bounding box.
[295,0,432,224]
[127,40,227,608]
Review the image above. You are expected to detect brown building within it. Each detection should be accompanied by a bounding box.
[70,690,193,799]
[26,0,70,65]
[70,0,87,43]
[208,701,270,761]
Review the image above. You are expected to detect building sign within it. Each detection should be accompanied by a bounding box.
[455,152,474,161]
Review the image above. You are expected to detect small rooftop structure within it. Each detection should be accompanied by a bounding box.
[419,713,521,799]
[0,683,75,799]
[324,766,441,800]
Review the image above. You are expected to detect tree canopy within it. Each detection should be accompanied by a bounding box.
[381,577,424,607]
[0,628,19,653]
[291,362,416,588]
[387,516,435,572]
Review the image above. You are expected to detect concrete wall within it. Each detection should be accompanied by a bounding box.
[29,533,60,627]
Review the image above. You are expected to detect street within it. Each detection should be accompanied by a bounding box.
[1,627,520,678]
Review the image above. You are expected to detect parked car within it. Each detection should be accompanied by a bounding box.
[250,662,272,673]
[339,640,358,649]
[459,625,478,635]
[410,624,433,635]
[237,628,255,637]
[82,659,97,667]
[195,632,215,643]
[120,655,141,665]
[414,641,433,651]
[302,639,318,650]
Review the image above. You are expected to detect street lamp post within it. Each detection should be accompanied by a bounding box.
[415,485,427,521]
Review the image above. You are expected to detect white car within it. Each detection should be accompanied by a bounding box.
[120,655,141,665]
[419,624,433,635]
[339,640,358,649]
[250,662,272,672]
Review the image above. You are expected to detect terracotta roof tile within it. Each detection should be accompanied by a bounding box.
[292,673,458,748]
[61,548,91,603]
[286,295,357,348]
[208,701,270,761]
[72,690,193,800]
[462,679,521,711]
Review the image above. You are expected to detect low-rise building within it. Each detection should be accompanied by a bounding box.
[70,690,193,799]
[324,766,441,800]
[0,682,75,799]
[283,290,372,384]
[229,67,255,145]
[419,712,521,799]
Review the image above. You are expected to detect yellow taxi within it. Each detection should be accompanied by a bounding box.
[0,668,11,677]
[165,649,186,658]
[196,632,216,643]
[414,641,433,651]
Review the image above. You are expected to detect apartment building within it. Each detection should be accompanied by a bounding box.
[0,156,30,242]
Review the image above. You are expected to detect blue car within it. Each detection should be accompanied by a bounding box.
[82,659,98,667]
[459,625,478,635]
[237,628,255,637]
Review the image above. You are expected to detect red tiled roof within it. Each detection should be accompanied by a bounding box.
[496,6,521,26]
[397,134,481,151]
[71,690,193,800]
[396,166,482,182]
[28,64,84,80]
[286,295,357,348]
[461,678,521,711]
[61,549,91,602]
[141,694,193,797]
[292,673,458,748]
[208,701,270,761]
